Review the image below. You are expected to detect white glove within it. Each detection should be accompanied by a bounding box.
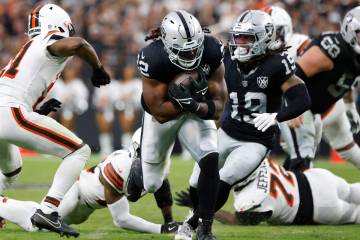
[252,113,278,132]
[345,102,360,134]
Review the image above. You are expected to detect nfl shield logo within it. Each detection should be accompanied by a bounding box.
[257,76,268,89]
[242,81,248,87]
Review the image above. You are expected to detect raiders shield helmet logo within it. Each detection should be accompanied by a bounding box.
[257,76,268,89]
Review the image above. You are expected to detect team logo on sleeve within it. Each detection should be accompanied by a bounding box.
[257,76,268,89]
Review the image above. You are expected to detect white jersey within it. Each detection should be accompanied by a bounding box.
[234,159,300,224]
[286,33,310,59]
[0,33,69,111]
[47,78,89,116]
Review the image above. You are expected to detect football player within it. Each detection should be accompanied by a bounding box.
[136,10,226,240]
[0,4,110,237]
[280,6,360,171]
[181,9,311,238]
[176,159,360,225]
[0,135,179,234]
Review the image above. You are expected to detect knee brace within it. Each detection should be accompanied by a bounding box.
[198,152,219,177]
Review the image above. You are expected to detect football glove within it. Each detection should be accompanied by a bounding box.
[35,98,62,116]
[91,66,111,88]
[345,102,360,134]
[252,113,278,132]
[191,69,208,98]
[168,83,200,113]
[174,188,193,208]
[161,222,182,233]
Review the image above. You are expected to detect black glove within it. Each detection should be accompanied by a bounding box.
[161,221,182,233]
[35,98,62,116]
[174,188,193,208]
[91,66,111,88]
[168,83,199,112]
[192,69,208,98]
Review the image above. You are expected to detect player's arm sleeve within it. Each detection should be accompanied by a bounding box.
[107,197,162,233]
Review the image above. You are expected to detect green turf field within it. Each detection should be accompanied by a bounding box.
[1,154,360,240]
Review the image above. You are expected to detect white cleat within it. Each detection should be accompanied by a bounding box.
[174,222,193,240]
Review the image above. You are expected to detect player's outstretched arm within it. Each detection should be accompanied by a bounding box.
[143,76,182,123]
[100,174,162,233]
[297,45,334,78]
[47,37,110,87]
[197,63,227,121]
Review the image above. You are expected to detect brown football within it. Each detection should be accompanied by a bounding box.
[171,71,199,89]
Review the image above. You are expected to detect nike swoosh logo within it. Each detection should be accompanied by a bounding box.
[36,213,61,229]
[181,100,191,104]
[169,226,177,231]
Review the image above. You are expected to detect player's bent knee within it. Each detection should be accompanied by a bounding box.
[144,180,163,193]
[67,144,91,162]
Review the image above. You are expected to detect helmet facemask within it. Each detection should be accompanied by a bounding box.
[163,33,204,70]
[229,32,257,62]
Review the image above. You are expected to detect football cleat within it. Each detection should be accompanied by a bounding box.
[175,222,193,240]
[30,209,79,238]
[196,218,216,240]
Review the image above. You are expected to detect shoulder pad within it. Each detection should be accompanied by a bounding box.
[137,40,165,79]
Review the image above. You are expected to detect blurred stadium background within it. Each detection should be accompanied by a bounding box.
[0,0,358,156]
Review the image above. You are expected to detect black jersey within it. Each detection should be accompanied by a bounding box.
[220,49,295,148]
[137,35,223,113]
[301,32,360,114]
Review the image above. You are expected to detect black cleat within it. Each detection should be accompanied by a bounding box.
[196,219,216,240]
[31,209,79,238]
[126,159,144,202]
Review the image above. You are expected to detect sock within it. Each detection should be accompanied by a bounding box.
[0,196,39,231]
[121,132,132,148]
[197,153,219,220]
[40,145,90,214]
[154,179,173,223]
[99,133,113,156]
[189,186,199,210]
[339,144,360,168]
[214,180,232,211]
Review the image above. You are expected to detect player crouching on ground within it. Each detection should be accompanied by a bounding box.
[177,159,360,225]
[0,130,180,234]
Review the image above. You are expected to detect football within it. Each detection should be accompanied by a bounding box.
[171,71,199,89]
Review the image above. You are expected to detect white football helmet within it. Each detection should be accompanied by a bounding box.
[264,6,293,44]
[160,10,204,70]
[341,6,360,54]
[229,10,276,62]
[28,3,75,39]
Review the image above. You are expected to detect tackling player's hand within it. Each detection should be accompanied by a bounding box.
[174,188,193,208]
[168,83,200,113]
[91,66,111,88]
[287,115,304,128]
[161,222,182,233]
[252,113,278,132]
[35,98,62,116]
[345,102,360,134]
[191,69,208,98]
